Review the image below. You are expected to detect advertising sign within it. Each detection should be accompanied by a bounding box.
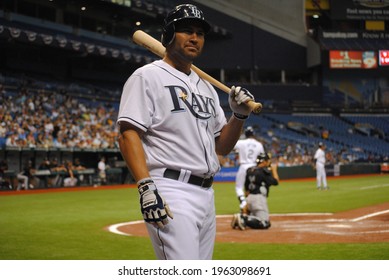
[378,50,389,65]
[330,0,389,20]
[329,50,377,68]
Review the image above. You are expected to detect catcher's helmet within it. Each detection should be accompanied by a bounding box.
[244,126,255,138]
[256,152,270,163]
[161,4,211,46]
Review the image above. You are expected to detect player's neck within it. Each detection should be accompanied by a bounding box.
[163,55,192,75]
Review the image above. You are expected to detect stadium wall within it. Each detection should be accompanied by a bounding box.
[1,148,382,185]
[215,164,382,182]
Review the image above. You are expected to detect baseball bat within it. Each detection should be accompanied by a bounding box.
[132,30,262,114]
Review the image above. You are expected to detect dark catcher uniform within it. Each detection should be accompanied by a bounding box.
[244,163,278,229]
[231,153,279,230]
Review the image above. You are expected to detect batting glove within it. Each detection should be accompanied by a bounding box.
[228,86,254,120]
[137,178,173,229]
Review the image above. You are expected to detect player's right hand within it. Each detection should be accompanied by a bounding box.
[228,86,254,120]
[137,178,173,229]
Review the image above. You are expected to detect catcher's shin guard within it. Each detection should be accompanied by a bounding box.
[231,213,246,230]
[246,216,270,230]
[231,214,238,229]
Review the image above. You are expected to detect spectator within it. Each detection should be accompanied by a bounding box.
[25,132,37,148]
[5,134,18,147]
[0,122,6,138]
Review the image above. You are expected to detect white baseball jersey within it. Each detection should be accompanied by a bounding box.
[117,60,227,177]
[234,138,265,203]
[314,148,326,166]
[234,138,265,165]
[314,147,327,188]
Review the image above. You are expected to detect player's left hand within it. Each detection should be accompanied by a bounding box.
[228,86,254,120]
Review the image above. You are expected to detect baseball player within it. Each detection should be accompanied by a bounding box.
[117,4,256,260]
[231,153,279,230]
[233,126,264,212]
[314,142,328,190]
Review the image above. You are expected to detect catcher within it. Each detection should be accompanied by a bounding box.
[231,152,279,230]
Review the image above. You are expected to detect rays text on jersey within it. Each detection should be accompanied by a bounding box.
[166,85,217,119]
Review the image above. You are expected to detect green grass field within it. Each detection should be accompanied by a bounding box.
[1,174,388,260]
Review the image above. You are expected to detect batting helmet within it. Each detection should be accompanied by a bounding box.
[244,126,255,138]
[161,4,211,46]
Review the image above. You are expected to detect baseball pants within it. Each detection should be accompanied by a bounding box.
[316,164,327,188]
[247,193,269,222]
[235,163,255,207]
[145,175,216,260]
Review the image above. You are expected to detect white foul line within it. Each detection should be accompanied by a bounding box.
[360,184,389,190]
[350,209,389,222]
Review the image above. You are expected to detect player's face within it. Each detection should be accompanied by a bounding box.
[169,21,205,63]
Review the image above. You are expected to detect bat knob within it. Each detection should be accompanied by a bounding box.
[251,102,262,114]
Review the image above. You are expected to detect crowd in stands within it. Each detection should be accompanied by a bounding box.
[2,81,334,168]
[0,76,386,171]
[0,82,119,150]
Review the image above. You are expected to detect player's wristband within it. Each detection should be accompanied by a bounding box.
[137,177,156,194]
[233,112,248,120]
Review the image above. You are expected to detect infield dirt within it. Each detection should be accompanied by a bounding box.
[110,202,389,244]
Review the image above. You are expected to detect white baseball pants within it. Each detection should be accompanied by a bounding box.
[145,176,216,260]
[235,163,255,208]
[316,163,327,188]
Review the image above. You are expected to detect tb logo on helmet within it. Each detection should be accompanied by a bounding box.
[189,6,203,19]
[161,4,211,46]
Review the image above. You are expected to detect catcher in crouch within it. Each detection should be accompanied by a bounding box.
[231,152,279,230]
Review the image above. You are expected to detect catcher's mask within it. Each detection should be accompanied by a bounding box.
[161,4,211,47]
[256,153,271,164]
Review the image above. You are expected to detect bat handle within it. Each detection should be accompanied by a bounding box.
[210,82,262,114]
[247,100,263,114]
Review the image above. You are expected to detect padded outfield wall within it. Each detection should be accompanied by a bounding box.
[214,163,382,182]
